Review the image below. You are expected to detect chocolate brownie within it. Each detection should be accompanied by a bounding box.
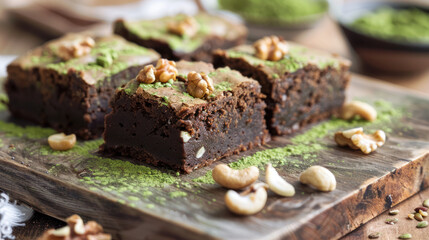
[5,34,160,139]
[213,42,351,135]
[101,61,268,173]
[114,13,247,62]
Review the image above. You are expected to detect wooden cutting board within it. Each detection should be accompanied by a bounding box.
[0,74,428,240]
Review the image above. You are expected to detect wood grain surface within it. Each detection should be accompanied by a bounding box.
[0,74,428,240]
[1,2,429,239]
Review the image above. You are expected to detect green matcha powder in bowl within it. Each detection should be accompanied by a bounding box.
[350,7,429,44]
[335,1,429,73]
[218,0,329,40]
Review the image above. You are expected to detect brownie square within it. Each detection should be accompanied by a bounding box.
[102,61,269,173]
[213,43,351,135]
[114,13,247,62]
[5,34,160,139]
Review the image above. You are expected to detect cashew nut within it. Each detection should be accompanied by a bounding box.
[225,183,268,215]
[212,164,259,189]
[340,101,377,121]
[67,214,85,235]
[48,133,76,151]
[265,164,295,197]
[299,166,336,192]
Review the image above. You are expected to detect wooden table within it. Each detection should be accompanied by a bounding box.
[0,6,428,240]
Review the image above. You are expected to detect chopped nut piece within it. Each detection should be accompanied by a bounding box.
[186,71,214,99]
[37,214,111,240]
[415,207,428,212]
[167,15,199,37]
[385,217,399,224]
[254,36,289,61]
[48,133,76,151]
[196,146,205,158]
[212,164,259,189]
[180,131,192,143]
[368,232,381,239]
[417,221,428,228]
[340,101,377,121]
[423,199,429,208]
[408,213,415,220]
[265,163,295,197]
[419,210,428,217]
[137,65,156,84]
[389,209,400,215]
[57,36,95,60]
[335,128,386,154]
[299,165,336,192]
[224,183,268,215]
[398,233,412,239]
[415,213,424,221]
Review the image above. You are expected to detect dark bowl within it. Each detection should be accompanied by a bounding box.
[334,1,429,73]
[218,0,329,41]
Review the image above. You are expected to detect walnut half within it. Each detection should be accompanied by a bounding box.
[136,59,178,84]
[254,36,289,61]
[167,15,199,37]
[335,127,386,154]
[37,214,111,240]
[137,65,156,84]
[186,71,214,99]
[57,36,95,61]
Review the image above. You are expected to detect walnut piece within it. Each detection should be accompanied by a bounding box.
[155,59,178,83]
[186,71,214,99]
[57,36,95,61]
[37,214,111,240]
[167,16,199,37]
[340,101,377,121]
[137,65,156,84]
[254,36,289,61]
[335,127,386,154]
[136,59,178,84]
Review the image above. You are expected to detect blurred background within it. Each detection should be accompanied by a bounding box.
[0,0,428,93]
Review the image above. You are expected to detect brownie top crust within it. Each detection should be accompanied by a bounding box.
[8,33,160,85]
[116,13,247,54]
[215,43,351,81]
[117,60,261,112]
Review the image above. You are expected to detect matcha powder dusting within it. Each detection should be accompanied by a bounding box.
[81,157,180,194]
[192,100,404,184]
